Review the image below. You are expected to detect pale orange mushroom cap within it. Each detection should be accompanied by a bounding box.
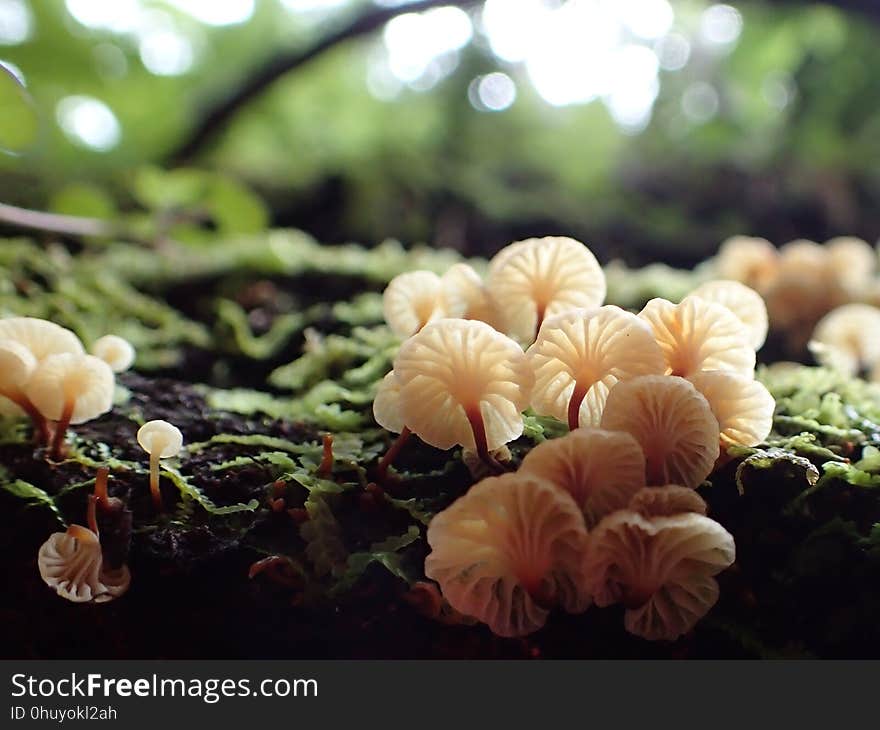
[372,372,405,434]
[689,370,775,448]
[519,428,646,528]
[441,263,496,324]
[38,525,130,603]
[382,271,447,338]
[583,509,735,641]
[393,319,533,452]
[808,303,880,377]
[0,317,84,361]
[0,340,36,417]
[526,306,665,428]
[486,237,606,343]
[826,236,876,291]
[690,280,769,350]
[714,236,778,291]
[26,353,115,424]
[638,296,755,378]
[92,334,136,373]
[600,375,720,488]
[628,485,708,518]
[425,472,590,637]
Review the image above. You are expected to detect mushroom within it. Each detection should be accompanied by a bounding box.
[638,296,755,378]
[688,370,775,448]
[92,335,135,373]
[583,509,735,641]
[714,235,778,291]
[0,317,84,361]
[627,485,708,518]
[0,339,49,443]
[372,372,412,480]
[425,472,590,637]
[826,236,876,292]
[519,427,646,528]
[441,262,496,324]
[137,420,183,510]
[383,271,448,338]
[486,236,606,343]
[600,375,720,488]
[25,353,115,460]
[525,306,665,429]
[808,303,880,377]
[38,496,130,603]
[690,280,769,350]
[393,319,533,471]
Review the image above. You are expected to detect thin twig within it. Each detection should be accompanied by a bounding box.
[0,201,117,238]
[167,0,483,165]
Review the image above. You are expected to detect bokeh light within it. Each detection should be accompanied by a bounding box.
[468,72,517,112]
[0,0,32,45]
[56,96,122,152]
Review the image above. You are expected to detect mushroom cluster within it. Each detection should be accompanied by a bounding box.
[712,235,878,352]
[808,303,880,382]
[0,317,135,459]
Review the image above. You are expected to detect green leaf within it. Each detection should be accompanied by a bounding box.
[300,495,348,578]
[331,526,422,596]
[49,183,117,221]
[1,479,65,525]
[0,65,37,154]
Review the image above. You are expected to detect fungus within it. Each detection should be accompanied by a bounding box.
[372,371,412,480]
[0,316,84,360]
[37,496,130,603]
[92,334,135,373]
[137,419,184,509]
[382,271,448,338]
[25,353,115,460]
[714,236,778,291]
[393,319,533,471]
[441,262,495,324]
[425,473,590,637]
[826,236,876,292]
[627,485,708,518]
[0,339,50,443]
[690,280,769,350]
[486,236,606,343]
[525,306,665,429]
[688,370,774,448]
[583,509,735,641]
[519,428,646,528]
[808,304,880,377]
[600,375,720,488]
[638,296,755,378]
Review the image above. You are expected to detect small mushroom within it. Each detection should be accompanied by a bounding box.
[25,353,115,460]
[526,306,665,429]
[0,316,84,361]
[38,497,130,603]
[638,296,755,378]
[714,236,778,291]
[808,303,880,377]
[137,419,184,509]
[372,372,413,481]
[92,334,135,373]
[425,473,590,637]
[486,236,606,343]
[519,428,646,528]
[583,509,735,641]
[0,339,49,443]
[688,370,775,448]
[383,271,448,337]
[627,485,708,518]
[441,262,496,324]
[826,236,876,292]
[393,319,533,471]
[690,280,769,350]
[600,375,720,488]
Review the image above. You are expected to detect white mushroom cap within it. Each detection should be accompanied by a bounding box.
[0,339,36,389]
[584,510,735,641]
[519,428,646,528]
[486,237,606,343]
[38,525,131,603]
[25,353,115,424]
[714,236,778,291]
[526,306,666,427]
[638,296,756,378]
[0,317,84,361]
[808,303,880,377]
[778,238,828,276]
[688,370,775,447]
[600,375,720,488]
[383,271,448,338]
[628,485,708,518]
[373,372,405,434]
[826,236,876,291]
[92,335,136,373]
[425,473,590,637]
[441,263,495,324]
[137,420,184,458]
[393,319,533,452]
[690,280,769,350]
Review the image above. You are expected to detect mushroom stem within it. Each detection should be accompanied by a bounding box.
[1,388,50,445]
[86,494,100,536]
[49,398,75,461]
[318,433,334,477]
[534,303,547,341]
[566,381,589,431]
[376,427,412,482]
[149,452,163,510]
[94,467,109,504]
[465,407,505,475]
